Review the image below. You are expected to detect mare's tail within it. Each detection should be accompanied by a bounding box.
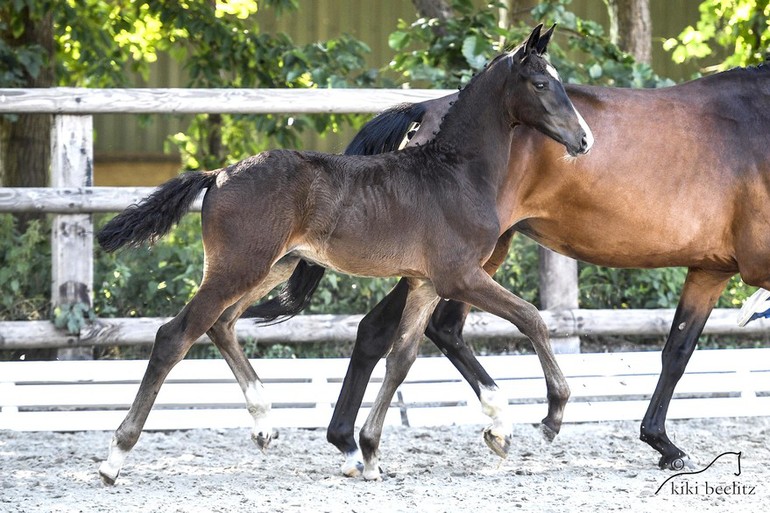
[97,171,218,252]
[244,102,428,324]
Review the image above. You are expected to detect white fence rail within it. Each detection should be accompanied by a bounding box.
[2,348,769,432]
[0,88,765,352]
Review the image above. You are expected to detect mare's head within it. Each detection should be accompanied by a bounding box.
[504,24,593,156]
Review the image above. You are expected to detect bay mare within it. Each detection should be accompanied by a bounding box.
[95,25,591,484]
[250,62,770,474]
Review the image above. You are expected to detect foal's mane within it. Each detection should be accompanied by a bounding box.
[431,52,514,144]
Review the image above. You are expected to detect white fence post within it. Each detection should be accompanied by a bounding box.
[539,247,580,353]
[50,114,94,360]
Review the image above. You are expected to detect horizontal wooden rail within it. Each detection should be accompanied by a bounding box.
[1,309,767,350]
[0,187,195,214]
[0,87,453,114]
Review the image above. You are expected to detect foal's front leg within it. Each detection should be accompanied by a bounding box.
[328,232,516,473]
[436,268,570,440]
[424,230,515,456]
[357,279,441,480]
[327,279,411,476]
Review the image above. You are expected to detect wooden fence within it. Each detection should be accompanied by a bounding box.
[3,348,769,431]
[1,88,768,354]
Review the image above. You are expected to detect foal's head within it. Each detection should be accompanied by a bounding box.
[504,24,593,156]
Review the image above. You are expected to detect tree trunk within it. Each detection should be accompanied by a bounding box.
[411,0,452,22]
[411,0,453,38]
[0,11,55,227]
[607,0,652,65]
[2,10,58,361]
[499,0,539,28]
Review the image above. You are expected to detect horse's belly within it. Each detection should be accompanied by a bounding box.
[517,218,736,270]
[291,244,426,279]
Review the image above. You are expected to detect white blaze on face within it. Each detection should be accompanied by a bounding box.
[545,63,560,81]
[546,62,594,152]
[574,107,594,151]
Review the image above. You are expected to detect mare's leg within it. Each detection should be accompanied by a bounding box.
[358,279,441,480]
[99,253,282,485]
[207,255,299,451]
[326,278,410,477]
[639,268,731,470]
[435,268,570,439]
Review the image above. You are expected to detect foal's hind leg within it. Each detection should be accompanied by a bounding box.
[639,268,731,470]
[99,263,278,485]
[207,255,299,451]
[436,268,570,440]
[358,279,441,481]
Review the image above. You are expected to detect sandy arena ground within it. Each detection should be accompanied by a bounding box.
[1,417,769,512]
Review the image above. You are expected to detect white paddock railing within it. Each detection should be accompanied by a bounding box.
[0,88,766,354]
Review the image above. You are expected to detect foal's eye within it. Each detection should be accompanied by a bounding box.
[534,82,547,90]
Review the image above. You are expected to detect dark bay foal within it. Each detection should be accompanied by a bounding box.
[95,25,591,484]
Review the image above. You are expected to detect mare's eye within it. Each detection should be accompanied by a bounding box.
[534,81,547,90]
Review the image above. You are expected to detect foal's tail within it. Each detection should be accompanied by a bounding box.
[97,171,218,252]
[243,102,428,324]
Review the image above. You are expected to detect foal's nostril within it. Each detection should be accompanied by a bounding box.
[579,133,590,153]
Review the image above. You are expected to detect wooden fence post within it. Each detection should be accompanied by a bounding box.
[539,247,580,353]
[51,114,94,360]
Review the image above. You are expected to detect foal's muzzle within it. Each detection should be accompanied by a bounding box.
[566,130,592,157]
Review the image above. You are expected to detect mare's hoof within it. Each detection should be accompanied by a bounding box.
[658,455,695,471]
[483,428,511,459]
[540,423,558,443]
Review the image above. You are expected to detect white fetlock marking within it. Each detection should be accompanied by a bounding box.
[99,437,129,483]
[480,386,512,438]
[362,458,382,481]
[244,381,273,445]
[340,449,363,477]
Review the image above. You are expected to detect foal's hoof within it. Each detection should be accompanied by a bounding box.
[658,455,695,471]
[252,430,278,452]
[98,465,119,487]
[540,423,558,443]
[483,428,511,459]
[362,465,384,481]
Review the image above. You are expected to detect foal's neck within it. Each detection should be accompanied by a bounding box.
[430,62,514,174]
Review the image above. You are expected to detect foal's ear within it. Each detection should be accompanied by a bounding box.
[535,24,556,55]
[522,24,544,60]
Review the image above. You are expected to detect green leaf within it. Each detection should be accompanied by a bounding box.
[388,30,410,51]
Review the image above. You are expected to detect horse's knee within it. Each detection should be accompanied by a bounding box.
[150,318,191,368]
[206,314,236,343]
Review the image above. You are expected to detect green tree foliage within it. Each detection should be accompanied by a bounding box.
[0,0,758,340]
[387,0,673,88]
[663,0,770,71]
